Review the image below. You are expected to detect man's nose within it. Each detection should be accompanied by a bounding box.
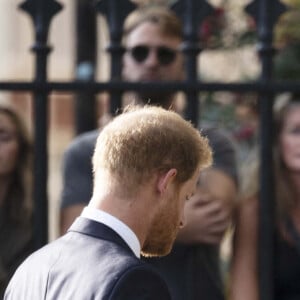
[144,49,159,67]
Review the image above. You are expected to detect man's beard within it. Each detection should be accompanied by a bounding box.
[141,194,180,257]
[141,222,178,258]
[137,90,175,109]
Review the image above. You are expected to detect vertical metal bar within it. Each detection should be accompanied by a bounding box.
[173,1,214,299]
[179,0,200,126]
[108,0,123,113]
[19,0,63,250]
[173,0,213,126]
[31,6,51,250]
[257,0,275,298]
[75,0,97,135]
[257,93,274,300]
[96,0,135,115]
[245,0,286,297]
[32,53,50,249]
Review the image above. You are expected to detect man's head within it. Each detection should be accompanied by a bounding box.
[92,105,211,196]
[92,105,212,256]
[122,6,185,108]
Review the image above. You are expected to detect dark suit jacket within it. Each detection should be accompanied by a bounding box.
[4,217,171,300]
[60,128,237,300]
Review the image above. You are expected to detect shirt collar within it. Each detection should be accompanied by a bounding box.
[81,206,141,258]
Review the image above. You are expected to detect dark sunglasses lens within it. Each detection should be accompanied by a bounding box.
[157,47,176,65]
[131,46,149,63]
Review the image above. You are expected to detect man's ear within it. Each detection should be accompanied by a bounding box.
[157,168,177,194]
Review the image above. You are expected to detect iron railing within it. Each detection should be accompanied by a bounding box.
[3,0,300,299]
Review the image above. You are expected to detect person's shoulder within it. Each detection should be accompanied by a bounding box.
[4,239,61,287]
[200,126,235,149]
[200,125,238,184]
[110,263,171,299]
[63,129,100,159]
[18,236,64,266]
[68,129,99,150]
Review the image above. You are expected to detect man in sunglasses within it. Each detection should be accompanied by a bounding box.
[121,6,185,108]
[60,5,237,300]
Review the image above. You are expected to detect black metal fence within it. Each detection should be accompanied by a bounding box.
[3,0,300,299]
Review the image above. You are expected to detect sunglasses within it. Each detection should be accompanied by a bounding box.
[127,45,178,66]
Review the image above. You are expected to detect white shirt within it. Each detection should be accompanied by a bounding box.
[81,206,141,258]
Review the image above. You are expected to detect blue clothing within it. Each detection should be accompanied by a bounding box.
[4,217,171,300]
[60,130,98,208]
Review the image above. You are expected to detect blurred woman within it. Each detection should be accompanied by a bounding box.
[230,95,300,300]
[0,105,33,297]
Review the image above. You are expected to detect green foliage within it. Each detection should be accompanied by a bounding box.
[200,93,237,130]
[275,9,300,47]
[274,0,300,80]
[274,42,300,80]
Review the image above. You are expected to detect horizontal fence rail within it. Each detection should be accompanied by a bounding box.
[0,80,300,93]
[5,0,300,299]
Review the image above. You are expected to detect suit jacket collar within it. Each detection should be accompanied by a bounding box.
[68,217,134,255]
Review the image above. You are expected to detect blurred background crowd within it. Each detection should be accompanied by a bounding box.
[0,0,300,298]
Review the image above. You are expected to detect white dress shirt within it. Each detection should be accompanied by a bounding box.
[81,206,141,258]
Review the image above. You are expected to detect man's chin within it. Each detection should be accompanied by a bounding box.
[141,244,173,258]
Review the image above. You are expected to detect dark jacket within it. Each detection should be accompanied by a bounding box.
[4,217,171,300]
[60,127,237,300]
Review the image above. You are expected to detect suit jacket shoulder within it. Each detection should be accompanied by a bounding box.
[4,218,171,300]
[110,263,171,300]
